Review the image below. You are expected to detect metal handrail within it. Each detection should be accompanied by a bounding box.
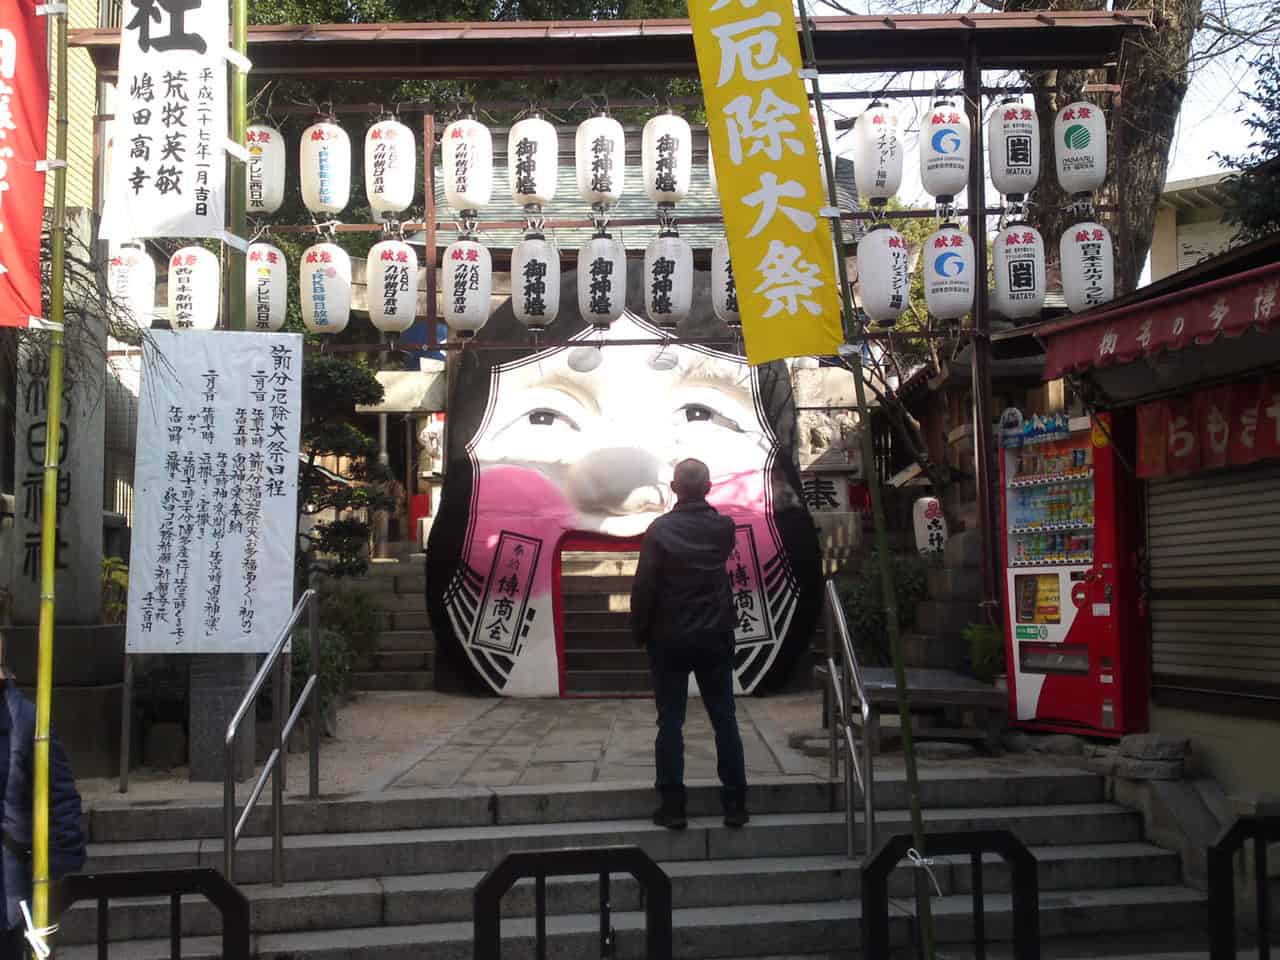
[223,576,321,886]
[1208,814,1280,959]
[824,578,875,858]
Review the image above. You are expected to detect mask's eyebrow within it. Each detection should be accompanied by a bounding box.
[671,358,753,404]
[520,367,602,415]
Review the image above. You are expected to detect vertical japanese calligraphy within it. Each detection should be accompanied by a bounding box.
[0,0,49,328]
[690,0,842,365]
[126,332,302,653]
[99,0,228,240]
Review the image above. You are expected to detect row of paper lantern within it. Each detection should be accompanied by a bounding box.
[857,218,1114,325]
[248,111,707,220]
[850,96,1107,204]
[107,229,740,336]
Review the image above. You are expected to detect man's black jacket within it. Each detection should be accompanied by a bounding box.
[630,499,737,650]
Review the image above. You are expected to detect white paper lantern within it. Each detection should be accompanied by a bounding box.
[923,225,975,321]
[852,101,903,205]
[711,236,739,327]
[1060,222,1115,314]
[245,242,287,332]
[442,238,493,336]
[300,121,351,215]
[511,233,560,330]
[108,244,155,330]
[246,124,285,216]
[988,97,1040,200]
[508,115,558,209]
[641,112,692,204]
[300,242,352,334]
[167,246,219,330]
[443,118,493,213]
[365,119,416,218]
[1054,101,1107,195]
[644,232,693,330]
[575,113,625,206]
[367,238,418,334]
[855,224,909,327]
[577,233,626,328]
[919,98,970,202]
[992,224,1046,320]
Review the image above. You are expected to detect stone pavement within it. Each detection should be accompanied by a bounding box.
[77,691,830,806]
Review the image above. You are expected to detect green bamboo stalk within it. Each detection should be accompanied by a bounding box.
[793,2,936,956]
[33,0,70,935]
[228,0,248,330]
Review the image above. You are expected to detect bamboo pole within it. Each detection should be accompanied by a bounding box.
[33,0,71,935]
[228,0,248,329]
[795,1,936,956]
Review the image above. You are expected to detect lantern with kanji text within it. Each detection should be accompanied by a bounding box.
[108,243,156,330]
[851,100,903,205]
[511,233,560,331]
[642,111,692,205]
[575,113,625,206]
[166,247,219,330]
[1060,222,1115,314]
[300,120,351,215]
[992,224,1046,320]
[1054,101,1107,195]
[855,224,909,327]
[711,236,739,327]
[300,242,352,334]
[988,97,1040,201]
[246,124,285,216]
[577,232,626,329]
[644,230,693,331]
[919,97,970,203]
[442,236,493,337]
[365,119,416,219]
[923,224,975,321]
[367,238,418,334]
[508,115,559,209]
[245,242,287,332]
[443,118,494,213]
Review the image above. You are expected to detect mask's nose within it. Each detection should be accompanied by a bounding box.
[566,448,672,516]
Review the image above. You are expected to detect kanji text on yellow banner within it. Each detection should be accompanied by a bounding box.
[690,0,844,366]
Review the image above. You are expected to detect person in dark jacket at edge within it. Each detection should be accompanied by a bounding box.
[0,666,86,959]
[631,458,749,831]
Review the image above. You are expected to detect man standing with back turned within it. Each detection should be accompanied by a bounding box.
[631,458,749,830]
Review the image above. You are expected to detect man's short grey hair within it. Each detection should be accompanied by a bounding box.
[673,458,711,492]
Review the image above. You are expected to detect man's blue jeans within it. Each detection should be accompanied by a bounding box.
[650,631,748,807]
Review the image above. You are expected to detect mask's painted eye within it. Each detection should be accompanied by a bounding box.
[684,404,714,422]
[529,410,557,426]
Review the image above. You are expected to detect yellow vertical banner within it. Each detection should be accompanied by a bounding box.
[690,0,844,366]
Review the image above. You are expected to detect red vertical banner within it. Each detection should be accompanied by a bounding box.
[0,0,50,328]
[1228,380,1263,467]
[1253,375,1280,463]
[1165,395,1200,474]
[1193,386,1233,471]
[1135,401,1168,478]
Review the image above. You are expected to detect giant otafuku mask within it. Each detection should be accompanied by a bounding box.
[425,270,821,696]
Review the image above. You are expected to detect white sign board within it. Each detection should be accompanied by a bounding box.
[126,331,302,653]
[99,0,228,240]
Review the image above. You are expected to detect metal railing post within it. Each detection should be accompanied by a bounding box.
[863,712,876,856]
[308,574,321,799]
[271,655,285,887]
[223,736,235,882]
[826,602,837,783]
[843,649,855,859]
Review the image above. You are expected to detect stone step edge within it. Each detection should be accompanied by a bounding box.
[54,885,1207,959]
[86,802,1136,859]
[85,769,1104,839]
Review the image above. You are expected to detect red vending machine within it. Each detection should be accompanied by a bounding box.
[999,409,1147,737]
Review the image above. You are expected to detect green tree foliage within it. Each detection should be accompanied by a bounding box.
[298,355,397,585]
[1218,54,1280,244]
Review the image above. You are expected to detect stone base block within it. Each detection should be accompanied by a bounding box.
[16,682,122,779]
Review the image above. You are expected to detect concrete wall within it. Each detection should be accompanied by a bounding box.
[1152,704,1280,795]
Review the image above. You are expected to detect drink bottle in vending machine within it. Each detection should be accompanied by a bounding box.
[997,408,1148,736]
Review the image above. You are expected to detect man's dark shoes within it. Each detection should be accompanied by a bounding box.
[723,800,750,829]
[652,804,688,830]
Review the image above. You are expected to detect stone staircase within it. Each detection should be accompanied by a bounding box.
[903,529,987,672]
[347,553,434,692]
[64,767,1210,958]
[562,551,650,696]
